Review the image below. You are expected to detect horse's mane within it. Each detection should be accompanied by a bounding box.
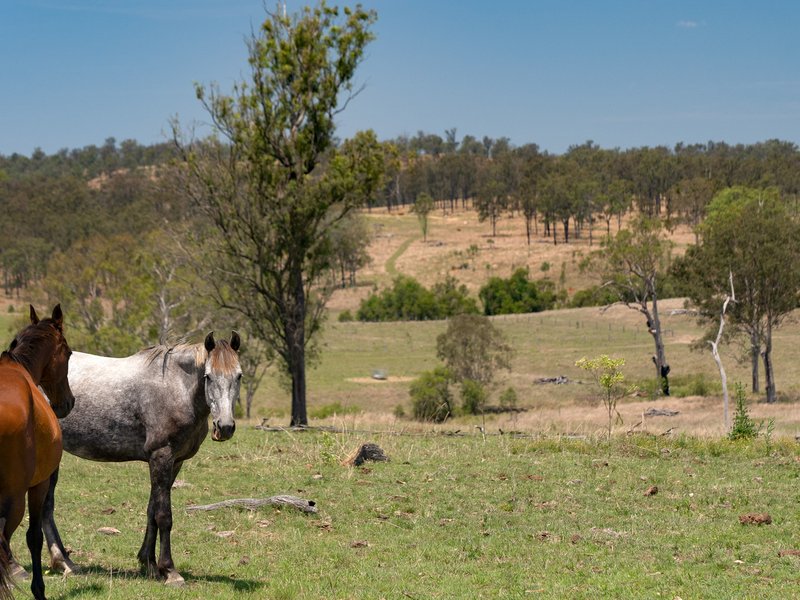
[8,319,60,375]
[141,340,239,376]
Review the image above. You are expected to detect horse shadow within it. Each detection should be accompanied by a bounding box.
[52,564,265,597]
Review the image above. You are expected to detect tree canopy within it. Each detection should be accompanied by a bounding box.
[174,2,382,425]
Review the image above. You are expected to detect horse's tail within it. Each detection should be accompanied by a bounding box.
[0,527,14,600]
[0,517,14,600]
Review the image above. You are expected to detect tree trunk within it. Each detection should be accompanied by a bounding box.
[762,320,776,403]
[750,330,760,393]
[647,294,670,396]
[524,217,532,247]
[245,389,255,419]
[288,267,308,427]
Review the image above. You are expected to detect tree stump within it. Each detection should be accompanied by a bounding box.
[342,443,389,467]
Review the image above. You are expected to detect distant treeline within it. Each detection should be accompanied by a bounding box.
[2,133,798,298]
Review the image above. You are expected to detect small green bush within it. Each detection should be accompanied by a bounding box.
[338,309,354,322]
[409,367,453,422]
[357,275,478,322]
[729,382,760,441]
[671,373,719,398]
[499,387,518,410]
[479,268,558,315]
[460,379,487,415]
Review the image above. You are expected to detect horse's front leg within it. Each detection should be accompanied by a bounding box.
[42,468,79,575]
[138,447,184,586]
[27,480,50,600]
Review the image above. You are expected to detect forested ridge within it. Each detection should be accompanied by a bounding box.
[4,134,799,296]
[2,133,799,405]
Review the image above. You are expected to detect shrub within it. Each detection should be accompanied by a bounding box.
[479,268,557,315]
[670,373,719,398]
[357,275,478,322]
[460,379,487,415]
[499,387,518,410]
[338,309,354,322]
[568,285,622,308]
[409,367,453,422]
[729,382,760,441]
[436,314,513,385]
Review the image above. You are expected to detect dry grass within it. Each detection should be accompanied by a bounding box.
[327,206,696,312]
[305,207,800,440]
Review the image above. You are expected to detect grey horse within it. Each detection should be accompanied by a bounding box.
[39,331,242,586]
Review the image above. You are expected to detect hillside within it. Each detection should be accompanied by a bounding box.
[327,206,696,313]
[255,208,800,439]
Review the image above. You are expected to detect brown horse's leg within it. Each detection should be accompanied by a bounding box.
[26,481,49,600]
[41,469,78,575]
[3,497,28,580]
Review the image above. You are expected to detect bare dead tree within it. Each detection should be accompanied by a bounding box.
[709,270,735,430]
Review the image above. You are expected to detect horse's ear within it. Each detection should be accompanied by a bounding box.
[30,305,40,325]
[204,332,216,353]
[51,304,63,330]
[230,331,241,352]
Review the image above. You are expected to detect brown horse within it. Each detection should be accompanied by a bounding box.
[0,305,74,600]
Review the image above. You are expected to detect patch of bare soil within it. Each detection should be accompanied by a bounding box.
[346,376,414,384]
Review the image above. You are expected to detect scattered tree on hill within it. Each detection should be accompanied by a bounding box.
[436,313,513,386]
[596,215,674,395]
[412,192,434,242]
[174,3,382,426]
[676,187,800,403]
[328,214,373,289]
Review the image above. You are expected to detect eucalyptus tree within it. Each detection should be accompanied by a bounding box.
[597,216,674,395]
[678,187,800,403]
[174,2,383,426]
[475,159,509,237]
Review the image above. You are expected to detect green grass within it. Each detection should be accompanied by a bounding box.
[253,301,800,435]
[384,234,419,278]
[11,428,800,599]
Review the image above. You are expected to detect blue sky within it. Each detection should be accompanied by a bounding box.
[2,0,799,156]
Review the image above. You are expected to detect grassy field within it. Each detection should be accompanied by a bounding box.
[8,428,800,599]
[4,208,800,598]
[251,297,800,439]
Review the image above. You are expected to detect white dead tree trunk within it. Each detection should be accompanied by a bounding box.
[709,270,735,430]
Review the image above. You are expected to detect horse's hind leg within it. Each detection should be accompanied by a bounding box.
[26,481,49,600]
[41,469,78,575]
[2,496,28,580]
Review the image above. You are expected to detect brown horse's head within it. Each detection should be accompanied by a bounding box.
[15,304,75,419]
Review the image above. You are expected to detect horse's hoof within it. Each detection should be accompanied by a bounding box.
[49,546,81,575]
[164,571,185,587]
[9,560,29,580]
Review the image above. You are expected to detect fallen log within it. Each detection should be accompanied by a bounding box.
[186,495,317,514]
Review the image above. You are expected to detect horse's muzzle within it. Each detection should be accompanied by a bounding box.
[212,421,235,442]
[52,390,75,419]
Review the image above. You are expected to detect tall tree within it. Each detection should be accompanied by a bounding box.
[597,216,674,395]
[175,3,382,426]
[678,187,800,403]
